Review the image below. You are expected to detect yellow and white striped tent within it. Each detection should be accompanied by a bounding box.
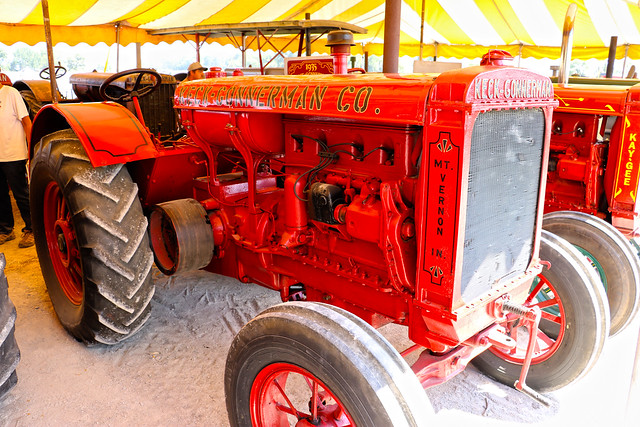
[2,0,640,60]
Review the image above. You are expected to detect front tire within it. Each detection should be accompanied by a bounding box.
[543,210,640,335]
[472,230,609,392]
[30,129,155,344]
[225,302,432,426]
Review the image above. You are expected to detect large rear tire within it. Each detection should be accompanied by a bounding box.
[543,210,640,335]
[0,254,20,398]
[225,302,432,426]
[472,230,609,392]
[30,129,155,344]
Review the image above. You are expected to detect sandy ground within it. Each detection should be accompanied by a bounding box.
[0,199,638,426]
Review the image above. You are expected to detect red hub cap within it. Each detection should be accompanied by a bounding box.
[251,363,355,426]
[43,182,83,305]
[490,276,566,364]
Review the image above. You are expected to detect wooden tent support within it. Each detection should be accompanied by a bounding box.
[383,0,401,73]
[116,22,121,72]
[419,0,426,60]
[606,36,618,78]
[41,0,58,103]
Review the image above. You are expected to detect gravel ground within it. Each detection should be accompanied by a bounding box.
[0,199,638,426]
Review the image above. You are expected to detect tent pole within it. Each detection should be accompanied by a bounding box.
[116,22,121,72]
[196,33,201,62]
[623,44,629,78]
[605,36,618,78]
[242,35,246,67]
[383,0,401,73]
[518,44,522,68]
[305,13,311,56]
[419,0,426,60]
[41,0,59,104]
[136,43,142,68]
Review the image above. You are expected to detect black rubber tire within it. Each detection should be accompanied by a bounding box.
[0,254,20,398]
[19,90,42,120]
[30,129,155,344]
[543,210,640,336]
[225,302,432,427]
[472,230,609,392]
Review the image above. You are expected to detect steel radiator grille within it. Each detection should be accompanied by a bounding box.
[460,109,544,301]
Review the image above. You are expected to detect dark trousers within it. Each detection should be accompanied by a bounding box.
[0,160,31,234]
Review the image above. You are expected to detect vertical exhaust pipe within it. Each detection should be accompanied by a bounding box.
[559,3,577,86]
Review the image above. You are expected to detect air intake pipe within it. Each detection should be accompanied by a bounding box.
[327,30,355,75]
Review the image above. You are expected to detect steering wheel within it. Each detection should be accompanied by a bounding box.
[98,68,162,102]
[40,64,67,79]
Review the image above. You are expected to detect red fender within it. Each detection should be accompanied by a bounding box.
[30,102,158,167]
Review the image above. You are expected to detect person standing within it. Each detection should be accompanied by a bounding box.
[186,62,207,81]
[0,73,34,248]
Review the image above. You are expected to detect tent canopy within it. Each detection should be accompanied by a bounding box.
[1,0,640,60]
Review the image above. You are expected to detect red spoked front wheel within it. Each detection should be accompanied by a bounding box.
[226,302,432,427]
[472,230,609,392]
[42,181,83,305]
[490,274,567,366]
[251,363,353,426]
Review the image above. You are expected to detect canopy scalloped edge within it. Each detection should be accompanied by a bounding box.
[0,23,191,47]
[362,43,640,61]
[3,23,640,61]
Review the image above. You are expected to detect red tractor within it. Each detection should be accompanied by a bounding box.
[28,33,608,425]
[544,82,640,337]
[540,4,640,339]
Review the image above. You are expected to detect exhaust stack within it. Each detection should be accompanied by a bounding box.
[559,3,577,86]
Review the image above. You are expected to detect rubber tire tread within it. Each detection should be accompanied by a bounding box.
[0,254,20,398]
[19,90,42,120]
[30,129,154,345]
[225,301,433,427]
[472,230,608,392]
[543,210,640,336]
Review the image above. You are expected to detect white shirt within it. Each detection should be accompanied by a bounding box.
[0,85,29,161]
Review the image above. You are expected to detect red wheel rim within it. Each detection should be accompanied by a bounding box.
[43,181,83,305]
[490,275,566,364]
[250,362,355,427]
